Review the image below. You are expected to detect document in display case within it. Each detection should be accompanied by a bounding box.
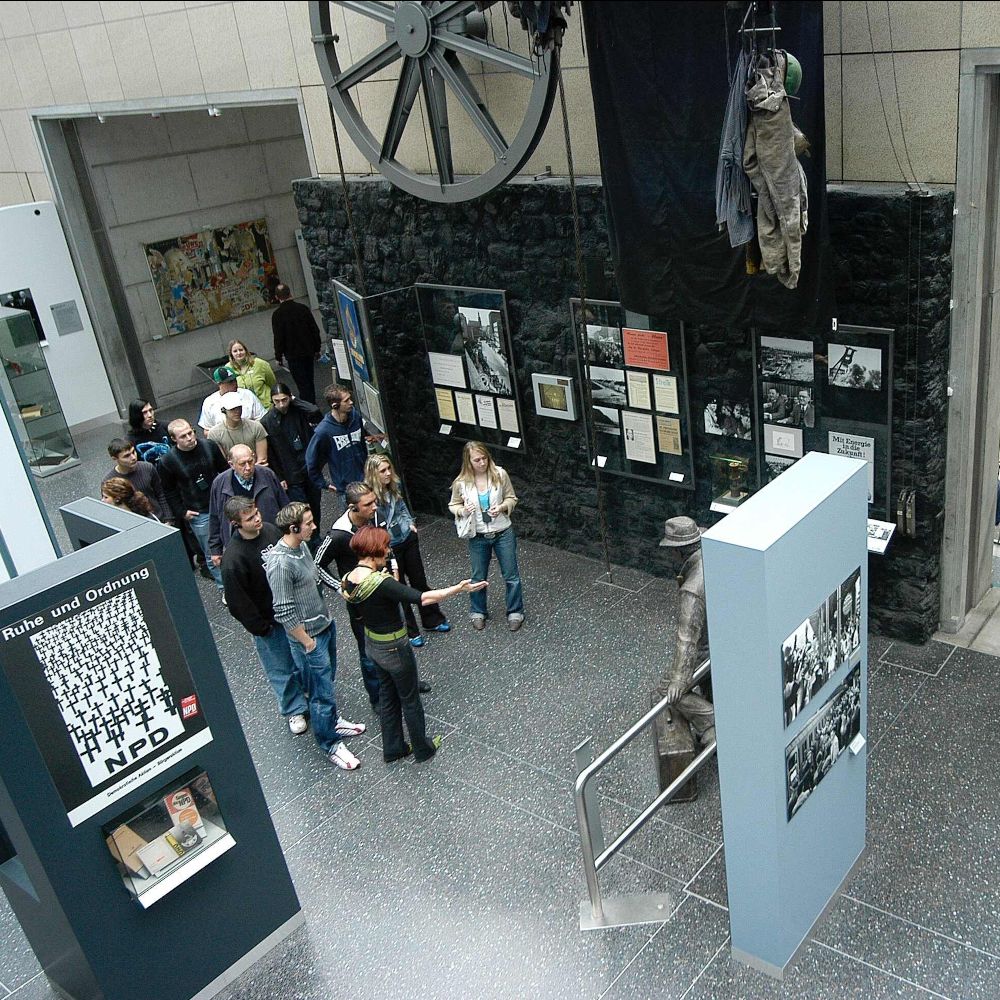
[103,770,234,909]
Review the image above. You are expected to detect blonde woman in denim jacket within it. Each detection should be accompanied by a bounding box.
[365,454,450,648]
[448,441,524,632]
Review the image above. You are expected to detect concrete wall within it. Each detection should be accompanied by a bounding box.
[0,1,993,209]
[74,104,310,407]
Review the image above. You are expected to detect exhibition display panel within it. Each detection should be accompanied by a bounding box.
[0,500,301,1000]
[416,283,527,453]
[702,453,868,977]
[572,298,695,489]
[756,325,894,519]
[334,279,388,434]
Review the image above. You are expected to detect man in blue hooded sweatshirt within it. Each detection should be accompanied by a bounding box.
[305,383,369,514]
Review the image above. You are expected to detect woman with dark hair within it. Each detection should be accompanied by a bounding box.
[100,477,158,519]
[228,338,277,409]
[260,381,322,529]
[342,525,485,763]
[126,399,170,464]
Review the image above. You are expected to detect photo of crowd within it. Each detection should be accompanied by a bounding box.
[781,567,862,728]
[785,665,862,820]
[760,336,814,382]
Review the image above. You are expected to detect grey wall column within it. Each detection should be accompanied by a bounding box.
[941,55,1000,633]
[34,118,143,411]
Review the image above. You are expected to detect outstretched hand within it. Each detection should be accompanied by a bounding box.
[461,579,488,593]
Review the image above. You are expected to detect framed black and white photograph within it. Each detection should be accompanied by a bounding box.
[531,373,576,420]
[760,336,814,382]
[822,324,893,426]
[762,381,815,428]
[593,405,621,439]
[589,366,627,408]
[785,665,862,820]
[828,343,882,390]
[704,398,752,439]
[456,306,512,395]
[839,567,862,663]
[764,454,796,483]
[781,600,835,728]
[764,423,803,459]
[585,323,624,367]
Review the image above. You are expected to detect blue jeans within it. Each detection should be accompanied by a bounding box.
[189,511,223,589]
[252,627,308,717]
[287,625,339,753]
[468,528,523,618]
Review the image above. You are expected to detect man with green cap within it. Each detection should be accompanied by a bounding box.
[656,516,715,747]
[198,365,265,431]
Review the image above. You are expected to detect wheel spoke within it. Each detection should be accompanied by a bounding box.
[418,62,454,186]
[380,56,421,161]
[429,0,480,22]
[335,39,402,91]
[435,29,537,78]
[338,1,395,26]
[429,47,508,158]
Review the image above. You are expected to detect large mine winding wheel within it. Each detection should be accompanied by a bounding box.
[309,1,560,203]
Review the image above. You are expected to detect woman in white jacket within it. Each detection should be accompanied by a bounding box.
[448,441,525,632]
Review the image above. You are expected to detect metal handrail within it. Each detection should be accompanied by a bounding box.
[574,658,717,924]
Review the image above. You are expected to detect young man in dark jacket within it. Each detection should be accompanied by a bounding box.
[221,497,309,735]
[160,419,229,589]
[305,384,369,507]
[261,381,322,532]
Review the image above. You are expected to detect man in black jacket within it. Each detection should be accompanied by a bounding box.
[272,284,321,404]
[221,497,309,735]
[160,419,229,590]
[261,382,323,535]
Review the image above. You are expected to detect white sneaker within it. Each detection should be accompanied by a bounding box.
[329,742,360,770]
[335,717,366,738]
[287,714,308,735]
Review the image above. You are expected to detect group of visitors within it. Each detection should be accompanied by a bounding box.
[100,327,527,773]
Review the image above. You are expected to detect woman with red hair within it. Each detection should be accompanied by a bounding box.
[343,525,485,763]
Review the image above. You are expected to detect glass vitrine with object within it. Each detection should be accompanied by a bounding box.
[0,306,79,476]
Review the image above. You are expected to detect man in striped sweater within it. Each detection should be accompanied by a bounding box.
[264,501,366,771]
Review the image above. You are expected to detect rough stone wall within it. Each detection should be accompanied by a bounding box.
[295,177,952,643]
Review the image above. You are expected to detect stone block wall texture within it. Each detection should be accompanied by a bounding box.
[295,178,953,643]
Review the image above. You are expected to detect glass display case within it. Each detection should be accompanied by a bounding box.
[0,306,79,476]
[103,770,234,908]
[709,454,751,513]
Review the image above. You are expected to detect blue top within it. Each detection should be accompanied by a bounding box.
[478,490,490,511]
[305,409,367,493]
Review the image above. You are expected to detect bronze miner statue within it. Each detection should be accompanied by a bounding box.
[651,516,716,800]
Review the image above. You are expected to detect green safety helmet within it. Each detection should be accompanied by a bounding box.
[784,51,802,95]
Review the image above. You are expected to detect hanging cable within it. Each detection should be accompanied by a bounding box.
[885,2,926,194]
[864,1,916,190]
[556,53,613,581]
[328,97,368,296]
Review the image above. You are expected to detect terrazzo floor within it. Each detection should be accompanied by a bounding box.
[2,410,999,998]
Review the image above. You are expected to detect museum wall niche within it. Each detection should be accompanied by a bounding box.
[294,178,952,644]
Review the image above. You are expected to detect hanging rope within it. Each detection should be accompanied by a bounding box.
[328,97,368,296]
[556,53,613,581]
